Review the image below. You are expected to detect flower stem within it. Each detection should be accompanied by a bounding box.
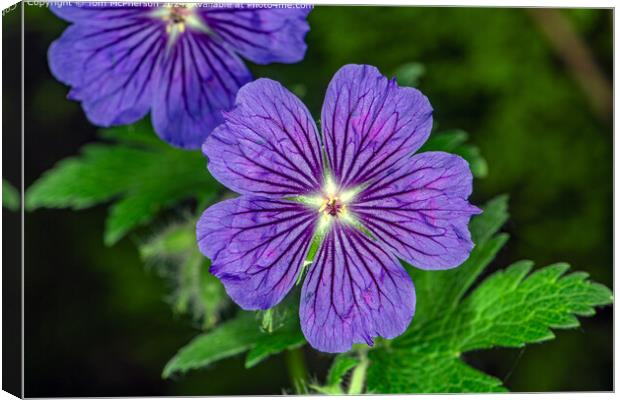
[348,348,369,395]
[285,347,308,394]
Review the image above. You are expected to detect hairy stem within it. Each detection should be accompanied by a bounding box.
[285,348,308,394]
[348,348,369,395]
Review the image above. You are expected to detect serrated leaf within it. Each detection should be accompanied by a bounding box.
[163,312,263,378]
[458,262,613,351]
[369,261,611,393]
[367,196,612,393]
[367,349,506,393]
[26,120,220,245]
[3,179,19,211]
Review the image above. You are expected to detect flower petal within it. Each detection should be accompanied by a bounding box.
[151,32,252,149]
[48,10,165,126]
[350,151,482,270]
[49,5,154,26]
[321,64,433,188]
[204,78,324,197]
[200,7,310,64]
[197,196,317,310]
[300,223,415,353]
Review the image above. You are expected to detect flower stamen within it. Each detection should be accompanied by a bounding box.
[152,5,212,47]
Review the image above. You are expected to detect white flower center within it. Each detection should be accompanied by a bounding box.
[151,5,212,47]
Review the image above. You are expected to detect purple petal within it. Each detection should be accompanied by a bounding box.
[300,223,415,353]
[204,78,324,197]
[200,7,310,64]
[49,5,155,26]
[197,196,317,310]
[48,9,164,126]
[350,152,482,270]
[321,64,433,188]
[151,32,251,149]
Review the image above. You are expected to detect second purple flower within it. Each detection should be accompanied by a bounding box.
[48,4,311,149]
[197,64,481,353]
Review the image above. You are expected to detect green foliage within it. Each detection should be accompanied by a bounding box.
[326,355,359,387]
[420,130,488,178]
[245,297,306,368]
[393,62,426,87]
[25,120,221,245]
[364,196,613,393]
[163,312,263,378]
[3,179,19,211]
[140,218,227,329]
[164,292,306,378]
[159,153,610,394]
[312,351,366,395]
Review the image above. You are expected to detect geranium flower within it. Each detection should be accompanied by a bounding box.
[48,4,310,148]
[197,64,481,352]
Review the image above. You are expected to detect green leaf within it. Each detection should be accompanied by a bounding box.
[458,261,613,351]
[26,120,221,245]
[327,354,359,386]
[368,350,506,393]
[140,219,227,329]
[367,197,612,393]
[420,130,488,178]
[409,195,509,325]
[419,129,469,153]
[163,312,263,378]
[245,292,306,368]
[469,194,509,244]
[245,326,305,369]
[3,179,19,211]
[165,291,308,377]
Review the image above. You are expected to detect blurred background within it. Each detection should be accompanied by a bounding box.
[4,4,612,396]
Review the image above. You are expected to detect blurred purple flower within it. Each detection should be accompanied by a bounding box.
[197,64,481,352]
[48,4,310,148]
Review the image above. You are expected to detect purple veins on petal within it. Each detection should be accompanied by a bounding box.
[151,30,252,148]
[300,223,415,353]
[199,8,311,64]
[321,64,433,188]
[48,4,311,149]
[196,63,481,353]
[204,78,324,198]
[48,11,165,126]
[197,196,317,310]
[350,151,482,270]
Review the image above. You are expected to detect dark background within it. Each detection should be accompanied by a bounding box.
[4,4,613,396]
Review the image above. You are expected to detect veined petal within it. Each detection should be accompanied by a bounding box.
[321,64,433,188]
[197,197,317,310]
[151,31,252,149]
[200,7,310,64]
[48,12,165,126]
[350,152,482,270]
[204,78,324,197]
[300,223,415,353]
[49,5,155,26]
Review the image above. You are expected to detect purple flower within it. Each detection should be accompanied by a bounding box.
[48,4,310,149]
[197,64,482,352]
